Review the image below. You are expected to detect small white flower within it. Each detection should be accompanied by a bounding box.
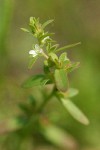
[29,50,37,57]
[35,44,43,53]
[29,44,43,57]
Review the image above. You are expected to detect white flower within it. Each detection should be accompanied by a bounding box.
[29,50,37,57]
[29,44,43,57]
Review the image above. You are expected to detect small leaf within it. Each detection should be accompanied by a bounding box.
[67,62,80,72]
[55,42,81,52]
[54,69,68,92]
[22,75,49,88]
[42,78,50,86]
[42,19,54,29]
[28,57,38,69]
[59,52,70,66]
[0,118,22,134]
[20,28,30,33]
[49,44,59,52]
[28,95,36,106]
[67,88,79,98]
[49,52,58,62]
[59,52,68,62]
[61,98,89,125]
[41,123,78,149]
[39,32,54,40]
[43,60,50,74]
[18,103,30,114]
[29,17,35,25]
[62,88,79,98]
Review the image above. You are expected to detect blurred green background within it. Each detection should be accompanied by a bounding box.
[0,0,100,149]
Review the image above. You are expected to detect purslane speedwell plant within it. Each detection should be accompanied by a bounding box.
[21,17,89,124]
[1,17,89,150]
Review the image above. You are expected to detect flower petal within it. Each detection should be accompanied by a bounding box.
[29,50,37,57]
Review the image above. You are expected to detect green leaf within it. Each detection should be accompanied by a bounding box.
[55,42,81,53]
[61,98,89,125]
[0,118,22,134]
[42,19,54,29]
[49,52,58,62]
[29,17,35,25]
[43,60,50,74]
[18,103,30,114]
[42,124,77,149]
[67,62,80,72]
[28,95,36,106]
[28,57,38,69]
[59,52,68,62]
[39,32,54,40]
[62,88,79,98]
[49,44,59,52]
[22,75,49,88]
[67,88,79,98]
[20,28,30,33]
[42,78,50,86]
[54,69,68,92]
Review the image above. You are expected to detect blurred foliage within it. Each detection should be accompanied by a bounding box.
[0,0,100,150]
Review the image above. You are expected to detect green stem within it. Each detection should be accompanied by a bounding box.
[42,50,49,59]
[38,85,56,113]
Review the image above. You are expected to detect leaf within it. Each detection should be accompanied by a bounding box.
[43,60,50,74]
[22,75,49,88]
[55,42,81,52]
[59,52,68,62]
[58,53,70,68]
[39,32,54,40]
[0,118,22,134]
[61,98,89,125]
[49,52,58,62]
[29,17,35,25]
[28,95,36,106]
[62,88,79,98]
[41,123,78,149]
[28,57,38,69]
[46,43,59,53]
[54,69,68,92]
[67,88,79,98]
[20,28,30,33]
[42,19,54,29]
[18,103,30,114]
[67,62,80,72]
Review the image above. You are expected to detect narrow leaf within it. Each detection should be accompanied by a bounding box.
[0,118,22,134]
[67,62,80,72]
[28,95,36,106]
[49,44,59,52]
[55,42,81,52]
[42,19,54,29]
[41,79,50,86]
[66,88,79,98]
[49,52,58,62]
[59,52,68,62]
[20,28,30,33]
[54,69,68,92]
[42,124,78,149]
[18,103,30,114]
[28,57,38,69]
[22,75,49,88]
[61,98,89,125]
